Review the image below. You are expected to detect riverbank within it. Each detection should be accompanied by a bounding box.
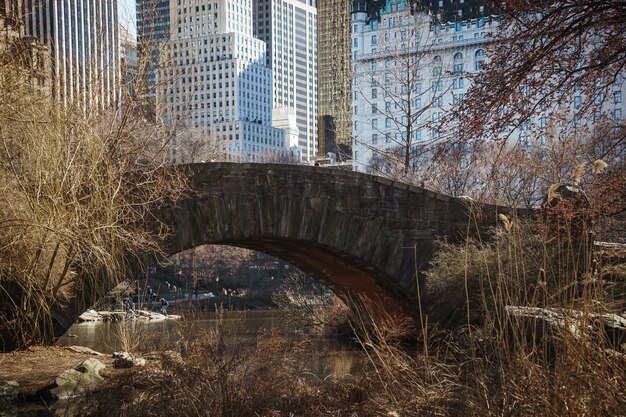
[0,345,114,399]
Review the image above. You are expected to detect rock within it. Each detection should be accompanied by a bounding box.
[0,380,19,411]
[113,351,146,368]
[65,346,102,356]
[77,309,102,322]
[49,358,105,400]
[136,310,181,320]
[506,306,626,351]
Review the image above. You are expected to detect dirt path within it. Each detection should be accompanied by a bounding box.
[0,345,114,397]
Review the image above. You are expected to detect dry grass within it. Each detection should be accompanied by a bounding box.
[0,43,188,350]
[86,309,366,417]
[80,212,626,416]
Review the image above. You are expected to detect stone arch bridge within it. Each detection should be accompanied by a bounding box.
[154,163,517,321]
[54,162,522,334]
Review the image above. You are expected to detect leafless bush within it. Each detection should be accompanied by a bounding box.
[0,42,188,350]
[87,308,364,417]
[272,271,350,335]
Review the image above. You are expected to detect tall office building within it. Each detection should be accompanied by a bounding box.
[22,0,120,109]
[317,0,351,157]
[253,0,317,162]
[158,0,288,163]
[136,0,170,99]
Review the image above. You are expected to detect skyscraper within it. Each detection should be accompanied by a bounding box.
[23,0,120,109]
[136,0,169,100]
[317,0,352,158]
[253,0,318,162]
[158,0,287,163]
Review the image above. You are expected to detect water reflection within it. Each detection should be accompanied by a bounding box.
[56,310,286,354]
[55,311,362,380]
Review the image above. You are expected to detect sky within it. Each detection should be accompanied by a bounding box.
[118,0,136,36]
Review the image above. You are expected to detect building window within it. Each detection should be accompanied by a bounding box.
[475,49,485,57]
[372,105,378,114]
[454,63,464,74]
[432,67,442,77]
[614,109,622,120]
[431,81,442,92]
[371,35,377,45]
[615,91,622,104]
[371,88,377,99]
[385,118,392,128]
[354,106,358,115]
[372,119,378,129]
[372,133,378,144]
[594,94,602,105]
[475,60,484,71]
[453,78,464,89]
[574,96,581,108]
[353,38,358,47]
[454,52,463,61]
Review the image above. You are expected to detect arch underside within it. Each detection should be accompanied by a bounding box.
[170,237,416,320]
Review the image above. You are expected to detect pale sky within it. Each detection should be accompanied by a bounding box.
[118,0,136,36]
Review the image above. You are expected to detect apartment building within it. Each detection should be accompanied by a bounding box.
[158,0,287,162]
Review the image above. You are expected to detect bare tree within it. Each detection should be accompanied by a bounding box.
[461,0,626,153]
[170,245,254,297]
[353,12,448,174]
[173,128,227,163]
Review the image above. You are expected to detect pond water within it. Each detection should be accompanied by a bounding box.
[55,310,362,379]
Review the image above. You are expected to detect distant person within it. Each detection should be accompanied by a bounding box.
[160,297,169,316]
[125,298,136,318]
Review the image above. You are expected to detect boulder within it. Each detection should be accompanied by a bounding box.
[506,306,626,351]
[77,309,102,322]
[136,310,181,320]
[49,358,105,400]
[65,346,102,356]
[113,351,146,369]
[0,380,18,411]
